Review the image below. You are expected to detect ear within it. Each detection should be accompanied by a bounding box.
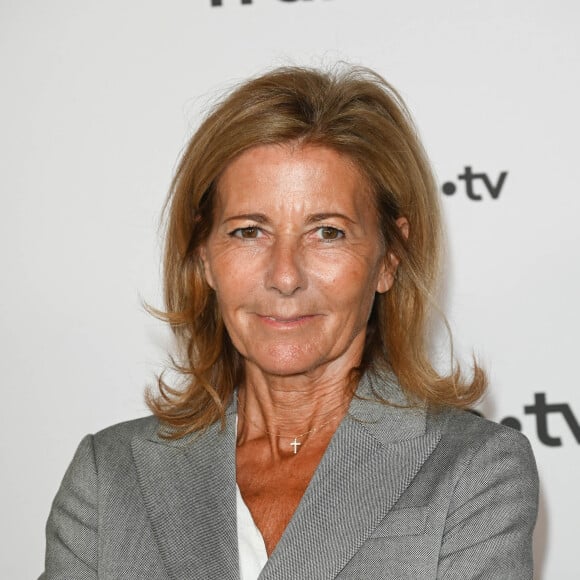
[198,245,216,290]
[376,217,409,294]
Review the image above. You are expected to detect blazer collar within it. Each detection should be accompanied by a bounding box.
[131,402,239,580]
[131,371,441,580]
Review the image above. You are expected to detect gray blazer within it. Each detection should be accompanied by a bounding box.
[40,373,538,579]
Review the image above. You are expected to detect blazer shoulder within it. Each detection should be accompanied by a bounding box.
[427,408,539,578]
[90,415,160,457]
[428,406,538,480]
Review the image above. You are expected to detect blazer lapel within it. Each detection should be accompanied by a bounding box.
[131,404,239,580]
[129,372,440,580]
[261,372,441,580]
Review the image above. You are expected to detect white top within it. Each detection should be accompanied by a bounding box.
[236,483,268,580]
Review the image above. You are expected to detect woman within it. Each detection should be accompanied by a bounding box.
[41,66,538,579]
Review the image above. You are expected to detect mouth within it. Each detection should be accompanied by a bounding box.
[257,314,317,327]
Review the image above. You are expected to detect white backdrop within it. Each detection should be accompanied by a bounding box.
[1,1,579,578]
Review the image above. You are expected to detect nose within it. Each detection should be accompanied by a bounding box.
[266,237,305,296]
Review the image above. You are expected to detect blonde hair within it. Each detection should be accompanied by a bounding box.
[148,65,486,437]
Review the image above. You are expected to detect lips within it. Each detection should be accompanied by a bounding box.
[257,313,317,326]
[265,315,308,322]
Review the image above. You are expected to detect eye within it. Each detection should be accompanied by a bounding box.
[229,226,262,239]
[317,226,345,241]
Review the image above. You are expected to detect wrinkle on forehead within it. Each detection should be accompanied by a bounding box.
[214,143,376,229]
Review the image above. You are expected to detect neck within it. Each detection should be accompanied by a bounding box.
[236,364,358,456]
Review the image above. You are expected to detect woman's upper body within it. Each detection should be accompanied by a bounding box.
[41,65,538,578]
[40,371,538,580]
[205,140,403,554]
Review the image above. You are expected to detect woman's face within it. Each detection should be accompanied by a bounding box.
[200,143,398,380]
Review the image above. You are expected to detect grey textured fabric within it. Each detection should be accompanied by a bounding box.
[40,372,538,579]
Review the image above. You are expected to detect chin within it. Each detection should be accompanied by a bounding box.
[246,345,328,378]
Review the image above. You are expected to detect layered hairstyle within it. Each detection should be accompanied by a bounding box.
[148,65,486,436]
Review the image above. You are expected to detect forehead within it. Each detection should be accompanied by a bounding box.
[215,143,374,213]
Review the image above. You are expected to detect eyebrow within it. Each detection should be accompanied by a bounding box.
[223,213,269,224]
[306,213,356,225]
[223,212,356,225]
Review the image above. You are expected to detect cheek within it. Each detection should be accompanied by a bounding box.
[322,260,381,313]
[205,252,258,311]
[201,241,250,294]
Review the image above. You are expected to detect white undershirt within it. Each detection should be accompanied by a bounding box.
[236,483,268,580]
